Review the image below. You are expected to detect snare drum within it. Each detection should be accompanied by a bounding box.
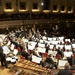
[11,59,16,64]
[6,57,12,63]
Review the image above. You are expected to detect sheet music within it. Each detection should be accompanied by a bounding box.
[58,60,68,66]
[56,45,64,49]
[51,41,58,45]
[64,51,73,57]
[48,50,57,56]
[52,51,57,57]
[52,37,56,40]
[44,41,51,44]
[37,47,46,53]
[38,43,45,48]
[32,55,42,63]
[13,49,18,55]
[39,40,43,43]
[28,45,35,50]
[0,34,7,40]
[59,37,64,41]
[2,45,10,54]
[72,44,75,48]
[22,39,28,43]
[7,41,11,46]
[28,41,37,46]
[48,50,53,55]
[10,44,15,50]
[58,40,64,44]
[49,45,54,49]
[65,45,71,50]
[48,37,53,41]
[42,36,47,40]
[28,41,37,50]
[65,39,70,42]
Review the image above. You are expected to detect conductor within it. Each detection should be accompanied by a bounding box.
[0,42,8,68]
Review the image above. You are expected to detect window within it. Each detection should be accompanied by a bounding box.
[68,6,71,11]
[53,5,57,10]
[19,2,26,10]
[42,0,50,10]
[5,2,11,9]
[61,6,65,11]
[33,3,38,9]
[0,0,2,5]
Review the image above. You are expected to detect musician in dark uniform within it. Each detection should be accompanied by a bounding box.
[0,42,8,68]
[45,54,57,69]
[57,62,72,75]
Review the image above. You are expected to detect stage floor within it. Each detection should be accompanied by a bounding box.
[0,60,75,75]
[0,66,12,75]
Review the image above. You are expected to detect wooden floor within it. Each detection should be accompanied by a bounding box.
[0,66,12,75]
[0,62,75,75]
[0,63,14,75]
[0,59,49,75]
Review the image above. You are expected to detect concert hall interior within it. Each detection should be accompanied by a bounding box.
[0,0,75,75]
